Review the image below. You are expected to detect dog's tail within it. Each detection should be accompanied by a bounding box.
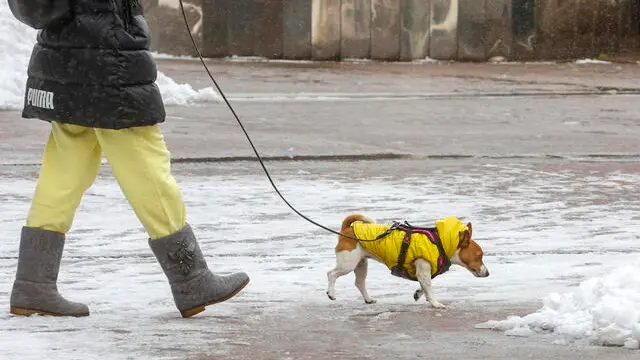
[341,213,375,231]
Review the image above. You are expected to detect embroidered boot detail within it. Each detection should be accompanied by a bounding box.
[167,239,196,275]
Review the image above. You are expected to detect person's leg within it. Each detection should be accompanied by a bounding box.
[26,123,102,233]
[11,122,101,317]
[95,125,249,317]
[96,123,185,239]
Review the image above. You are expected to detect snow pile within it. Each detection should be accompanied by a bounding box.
[0,2,36,110]
[412,56,440,64]
[575,58,612,65]
[476,259,640,349]
[155,72,220,106]
[0,2,219,110]
[150,51,196,60]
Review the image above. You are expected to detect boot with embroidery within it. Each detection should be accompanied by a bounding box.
[10,227,90,317]
[149,223,250,318]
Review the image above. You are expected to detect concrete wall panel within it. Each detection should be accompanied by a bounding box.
[254,0,284,58]
[429,0,458,60]
[227,0,256,56]
[458,0,486,61]
[575,0,597,58]
[371,0,401,60]
[536,0,578,60]
[341,0,372,59]
[511,0,536,60]
[202,0,229,57]
[595,0,619,55]
[283,0,312,59]
[400,0,431,60]
[485,0,512,60]
[312,0,342,60]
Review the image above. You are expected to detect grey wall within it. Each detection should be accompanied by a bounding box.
[145,0,640,61]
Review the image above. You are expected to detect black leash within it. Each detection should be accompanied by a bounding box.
[173,4,458,276]
[177,0,383,241]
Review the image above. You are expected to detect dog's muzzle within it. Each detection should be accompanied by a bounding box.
[474,265,490,278]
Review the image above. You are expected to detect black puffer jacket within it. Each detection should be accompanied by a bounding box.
[8,0,165,129]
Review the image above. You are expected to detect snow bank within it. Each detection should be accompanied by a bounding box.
[150,51,196,60]
[0,2,219,111]
[0,2,36,110]
[155,72,220,106]
[476,259,640,349]
[575,58,612,65]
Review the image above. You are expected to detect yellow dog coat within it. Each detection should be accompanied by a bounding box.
[353,217,467,280]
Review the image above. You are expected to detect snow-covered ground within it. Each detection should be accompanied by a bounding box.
[0,2,219,110]
[2,1,640,357]
[0,160,639,358]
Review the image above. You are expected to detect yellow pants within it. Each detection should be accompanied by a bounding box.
[26,122,186,239]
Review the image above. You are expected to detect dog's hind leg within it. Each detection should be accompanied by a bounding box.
[354,258,376,304]
[327,249,363,301]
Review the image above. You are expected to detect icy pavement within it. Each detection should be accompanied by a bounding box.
[2,21,640,357]
[1,158,639,359]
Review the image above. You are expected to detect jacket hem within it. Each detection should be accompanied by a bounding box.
[22,112,165,130]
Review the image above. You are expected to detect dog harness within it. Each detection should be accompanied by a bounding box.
[353,217,467,281]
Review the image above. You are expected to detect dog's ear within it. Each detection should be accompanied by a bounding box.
[459,229,471,248]
[466,222,473,238]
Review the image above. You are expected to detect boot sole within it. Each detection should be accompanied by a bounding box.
[180,278,250,318]
[10,306,90,317]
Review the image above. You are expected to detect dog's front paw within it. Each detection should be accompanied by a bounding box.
[429,300,447,309]
[364,298,377,305]
[326,291,336,301]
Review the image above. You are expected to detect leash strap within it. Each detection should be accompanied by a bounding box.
[372,221,402,240]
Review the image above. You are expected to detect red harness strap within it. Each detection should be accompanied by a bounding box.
[384,222,452,281]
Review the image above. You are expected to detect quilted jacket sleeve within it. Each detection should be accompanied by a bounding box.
[8,0,73,29]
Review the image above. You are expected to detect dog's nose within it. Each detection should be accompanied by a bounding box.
[477,266,489,277]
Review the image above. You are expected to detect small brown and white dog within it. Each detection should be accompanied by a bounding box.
[326,214,489,308]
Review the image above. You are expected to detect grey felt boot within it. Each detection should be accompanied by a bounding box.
[10,227,90,317]
[149,223,250,318]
